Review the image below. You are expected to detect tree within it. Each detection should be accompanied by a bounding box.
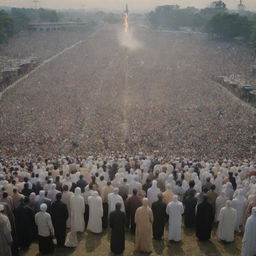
[0,10,14,43]
[206,13,252,40]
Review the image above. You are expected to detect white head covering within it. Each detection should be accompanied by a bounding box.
[173,195,178,202]
[252,207,256,216]
[142,198,149,207]
[0,204,4,212]
[40,203,47,212]
[113,188,119,194]
[74,187,81,196]
[226,200,232,207]
[39,190,45,198]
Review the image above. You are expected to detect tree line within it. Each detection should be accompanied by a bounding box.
[0,8,59,43]
[148,1,256,44]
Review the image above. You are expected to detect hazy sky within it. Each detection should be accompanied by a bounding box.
[0,0,255,11]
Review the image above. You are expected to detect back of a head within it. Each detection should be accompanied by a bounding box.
[133,188,138,196]
[226,200,232,208]
[189,180,195,188]
[56,193,62,201]
[210,184,216,191]
[115,202,122,211]
[142,198,149,207]
[63,185,68,191]
[40,203,47,212]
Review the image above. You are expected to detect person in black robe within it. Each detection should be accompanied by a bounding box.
[50,193,68,247]
[196,195,214,241]
[14,197,35,250]
[151,193,167,240]
[184,190,197,228]
[109,202,126,255]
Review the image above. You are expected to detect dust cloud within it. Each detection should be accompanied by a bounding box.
[118,30,143,51]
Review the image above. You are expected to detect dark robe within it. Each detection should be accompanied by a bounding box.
[109,209,126,254]
[184,196,197,228]
[38,235,54,254]
[50,200,68,247]
[196,201,214,241]
[126,195,142,234]
[14,204,35,249]
[102,202,108,229]
[151,199,167,240]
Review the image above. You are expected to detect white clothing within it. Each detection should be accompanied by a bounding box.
[242,208,256,256]
[147,181,161,205]
[87,192,103,233]
[217,205,237,242]
[70,188,85,232]
[166,199,184,242]
[108,192,125,214]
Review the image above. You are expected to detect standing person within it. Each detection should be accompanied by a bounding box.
[126,189,142,234]
[166,195,184,242]
[207,185,218,214]
[242,207,256,256]
[231,189,247,232]
[0,204,12,256]
[217,200,237,242]
[108,188,125,214]
[196,195,214,241]
[14,197,35,250]
[65,187,85,247]
[35,204,55,254]
[215,191,227,222]
[101,181,114,229]
[109,203,126,255]
[163,184,174,204]
[147,180,160,205]
[151,193,167,240]
[87,191,103,234]
[50,193,68,247]
[61,185,73,228]
[134,198,153,253]
[183,190,197,228]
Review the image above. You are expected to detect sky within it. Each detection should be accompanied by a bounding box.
[0,0,255,11]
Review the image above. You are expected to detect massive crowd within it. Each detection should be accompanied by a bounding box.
[0,27,256,159]
[0,154,256,255]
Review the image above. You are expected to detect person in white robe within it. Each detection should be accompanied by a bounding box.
[217,200,237,242]
[224,182,234,200]
[108,188,125,214]
[47,184,60,202]
[214,172,223,195]
[147,180,161,205]
[231,189,247,232]
[65,187,85,247]
[166,195,184,242]
[215,191,227,222]
[87,191,103,233]
[128,177,142,195]
[242,207,256,256]
[61,185,73,228]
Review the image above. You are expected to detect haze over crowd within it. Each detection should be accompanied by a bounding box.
[0,0,255,11]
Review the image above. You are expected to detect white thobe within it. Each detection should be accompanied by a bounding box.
[215,195,227,222]
[217,206,237,242]
[242,212,256,256]
[147,186,161,205]
[70,193,85,232]
[232,195,247,231]
[166,201,184,241]
[107,193,125,214]
[61,191,73,228]
[87,195,103,233]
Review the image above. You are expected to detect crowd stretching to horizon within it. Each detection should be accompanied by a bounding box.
[0,153,256,256]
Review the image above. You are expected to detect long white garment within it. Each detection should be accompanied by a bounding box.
[47,184,60,202]
[61,190,73,228]
[215,192,227,222]
[108,189,125,214]
[166,196,184,242]
[147,180,161,205]
[231,190,247,232]
[217,201,237,242]
[214,172,223,195]
[70,187,85,232]
[87,191,103,233]
[242,207,256,256]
